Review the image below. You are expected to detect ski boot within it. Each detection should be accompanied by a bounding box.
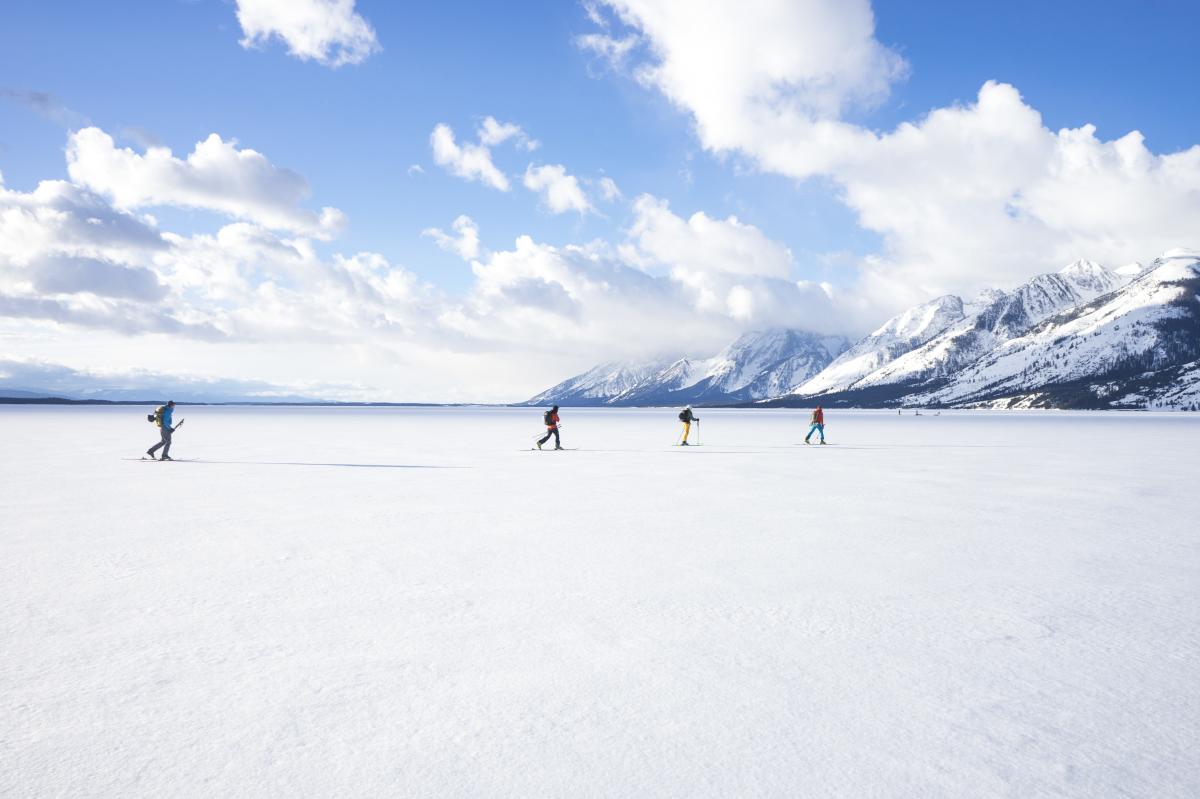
[681,441,689,446]
[160,455,174,461]
[536,441,542,450]
[145,451,157,460]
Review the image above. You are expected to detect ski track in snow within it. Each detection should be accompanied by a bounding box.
[2,406,1198,797]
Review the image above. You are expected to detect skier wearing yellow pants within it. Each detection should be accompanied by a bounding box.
[678,406,699,445]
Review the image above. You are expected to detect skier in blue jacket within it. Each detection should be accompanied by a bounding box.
[146,401,177,460]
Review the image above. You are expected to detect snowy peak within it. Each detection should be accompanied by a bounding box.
[849,260,1127,389]
[525,357,672,406]
[796,295,965,396]
[527,328,848,406]
[915,250,1200,407]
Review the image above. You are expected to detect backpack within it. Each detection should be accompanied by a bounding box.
[543,410,554,426]
[678,410,688,421]
[148,406,163,424]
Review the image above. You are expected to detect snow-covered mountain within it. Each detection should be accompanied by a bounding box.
[914,250,1200,408]
[850,260,1129,390]
[525,358,673,407]
[526,329,848,406]
[783,251,1199,409]
[795,294,965,396]
[532,252,1199,411]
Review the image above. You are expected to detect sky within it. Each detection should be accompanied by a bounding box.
[1,0,1198,402]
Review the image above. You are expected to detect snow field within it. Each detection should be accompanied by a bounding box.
[1,406,1198,797]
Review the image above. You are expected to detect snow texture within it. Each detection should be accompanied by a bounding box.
[3,406,1199,796]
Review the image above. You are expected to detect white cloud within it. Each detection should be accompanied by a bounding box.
[523,164,594,214]
[430,123,510,191]
[576,31,640,69]
[621,194,842,332]
[66,127,346,239]
[585,0,1200,313]
[586,0,906,177]
[596,176,622,201]
[478,116,539,151]
[423,215,481,260]
[407,164,425,176]
[235,0,380,67]
[626,195,792,279]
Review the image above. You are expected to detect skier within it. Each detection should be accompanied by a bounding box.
[804,405,826,445]
[537,405,562,450]
[147,400,177,460]
[678,405,699,445]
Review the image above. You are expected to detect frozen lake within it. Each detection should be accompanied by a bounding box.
[2,406,1198,797]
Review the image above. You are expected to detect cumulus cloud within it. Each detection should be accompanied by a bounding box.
[0,179,166,267]
[625,194,793,279]
[584,0,1200,313]
[430,123,510,191]
[478,116,539,151]
[423,215,481,260]
[235,0,381,67]
[584,0,906,177]
[523,164,594,214]
[66,127,346,238]
[29,255,166,301]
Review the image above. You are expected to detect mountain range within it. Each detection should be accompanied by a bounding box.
[526,329,848,406]
[527,249,1200,410]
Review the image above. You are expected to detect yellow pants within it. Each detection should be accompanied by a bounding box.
[682,421,691,441]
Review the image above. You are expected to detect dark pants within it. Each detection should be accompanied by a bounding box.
[148,427,172,458]
[538,427,560,448]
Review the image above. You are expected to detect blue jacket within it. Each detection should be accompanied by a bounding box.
[158,405,174,428]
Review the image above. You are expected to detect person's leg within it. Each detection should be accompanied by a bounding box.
[805,423,816,442]
[552,428,561,448]
[682,421,690,443]
[817,423,825,443]
[148,435,163,457]
[161,428,173,458]
[538,430,550,446]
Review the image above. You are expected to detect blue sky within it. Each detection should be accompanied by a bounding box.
[1,1,1198,400]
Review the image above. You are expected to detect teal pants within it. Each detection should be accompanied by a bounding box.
[805,423,824,442]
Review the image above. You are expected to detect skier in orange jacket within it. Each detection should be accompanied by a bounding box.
[537,405,562,450]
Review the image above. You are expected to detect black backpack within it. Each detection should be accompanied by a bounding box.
[543,410,554,425]
[678,410,688,421]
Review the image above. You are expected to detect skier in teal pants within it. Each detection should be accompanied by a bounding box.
[804,405,826,445]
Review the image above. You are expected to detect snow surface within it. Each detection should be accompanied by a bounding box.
[3,406,1199,797]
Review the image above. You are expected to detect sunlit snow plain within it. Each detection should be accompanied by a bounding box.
[2,406,1198,797]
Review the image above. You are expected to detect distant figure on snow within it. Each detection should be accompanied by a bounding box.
[804,405,826,445]
[678,405,699,445]
[537,405,562,450]
[147,400,177,460]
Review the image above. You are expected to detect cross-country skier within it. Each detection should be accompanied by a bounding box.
[147,400,177,460]
[537,405,562,450]
[678,405,699,445]
[804,405,826,445]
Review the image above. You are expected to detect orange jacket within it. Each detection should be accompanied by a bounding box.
[811,408,824,425]
[546,412,560,429]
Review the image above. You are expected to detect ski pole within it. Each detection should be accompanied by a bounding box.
[696,419,700,445]
[533,423,564,440]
